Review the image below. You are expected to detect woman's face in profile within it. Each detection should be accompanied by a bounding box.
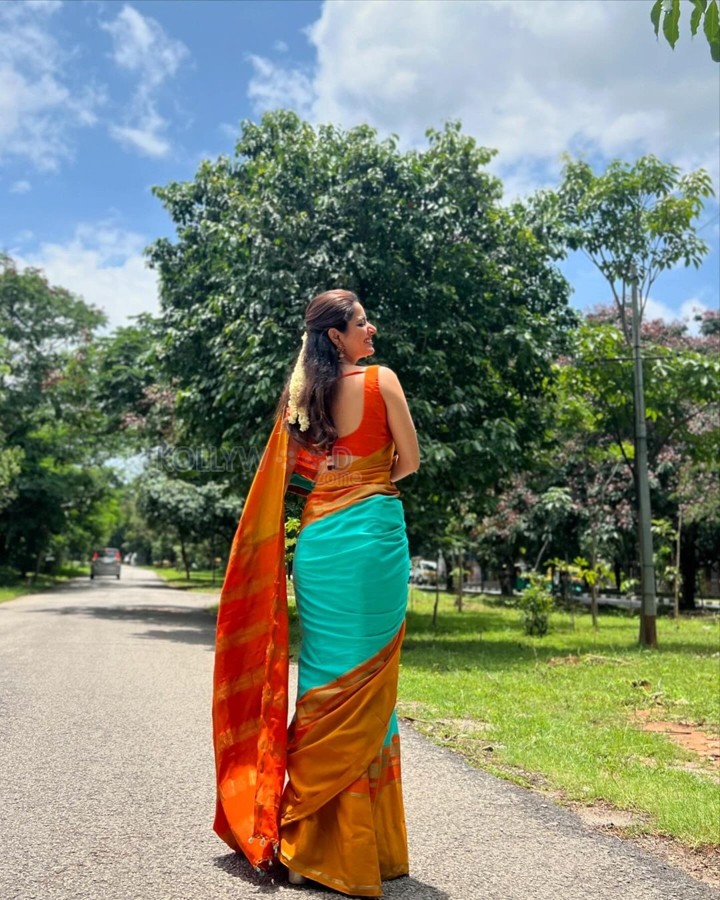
[342,302,377,363]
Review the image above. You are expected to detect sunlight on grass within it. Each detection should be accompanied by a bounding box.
[151,565,223,592]
[397,589,720,847]
[0,565,90,604]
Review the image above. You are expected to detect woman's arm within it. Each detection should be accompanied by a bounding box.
[378,366,420,482]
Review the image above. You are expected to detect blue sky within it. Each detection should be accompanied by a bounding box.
[2,0,718,332]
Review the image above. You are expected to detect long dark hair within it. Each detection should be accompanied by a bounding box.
[279,289,358,449]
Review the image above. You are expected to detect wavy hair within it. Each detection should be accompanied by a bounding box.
[279,289,358,449]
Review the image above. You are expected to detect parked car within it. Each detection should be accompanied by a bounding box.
[91,547,121,580]
[410,559,438,585]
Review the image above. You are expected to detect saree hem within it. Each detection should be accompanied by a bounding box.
[278,852,409,897]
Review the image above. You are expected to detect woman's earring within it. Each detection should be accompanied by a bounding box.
[337,343,345,361]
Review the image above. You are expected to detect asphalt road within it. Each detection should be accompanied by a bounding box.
[1,567,716,900]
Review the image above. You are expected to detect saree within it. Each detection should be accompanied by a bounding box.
[279,492,410,896]
[212,365,410,895]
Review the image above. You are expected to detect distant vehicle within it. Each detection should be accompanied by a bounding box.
[91,547,121,580]
[410,559,438,585]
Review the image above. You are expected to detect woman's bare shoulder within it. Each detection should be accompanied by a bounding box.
[377,365,404,396]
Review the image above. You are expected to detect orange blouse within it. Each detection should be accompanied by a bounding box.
[300,366,399,530]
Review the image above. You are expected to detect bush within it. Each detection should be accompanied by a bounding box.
[515,573,554,636]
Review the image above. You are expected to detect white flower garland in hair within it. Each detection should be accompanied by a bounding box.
[287,332,310,431]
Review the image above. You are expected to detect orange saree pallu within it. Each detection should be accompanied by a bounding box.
[212,418,296,869]
[212,420,324,868]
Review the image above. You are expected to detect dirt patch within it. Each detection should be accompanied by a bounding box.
[547,654,628,667]
[634,709,720,767]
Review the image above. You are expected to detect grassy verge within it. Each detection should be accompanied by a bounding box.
[150,565,224,592]
[397,589,720,848]
[0,565,90,604]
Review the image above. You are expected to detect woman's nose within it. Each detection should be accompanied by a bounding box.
[368,323,377,334]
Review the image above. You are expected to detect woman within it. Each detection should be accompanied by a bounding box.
[212,290,419,897]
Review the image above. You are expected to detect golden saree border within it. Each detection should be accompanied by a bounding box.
[301,440,399,529]
[212,416,291,870]
[279,626,408,896]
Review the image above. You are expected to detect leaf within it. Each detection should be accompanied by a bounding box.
[704,0,720,61]
[651,0,664,36]
[690,0,708,36]
[662,0,681,48]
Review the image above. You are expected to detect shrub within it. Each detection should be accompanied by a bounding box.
[515,573,554,636]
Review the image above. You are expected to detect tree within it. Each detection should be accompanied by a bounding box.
[148,112,576,550]
[558,315,720,610]
[529,155,714,646]
[137,474,241,579]
[530,156,714,344]
[0,255,116,577]
[651,0,720,62]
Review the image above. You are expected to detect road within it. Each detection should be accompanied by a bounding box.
[1,567,716,900]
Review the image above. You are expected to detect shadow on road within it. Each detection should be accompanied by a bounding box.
[27,603,217,649]
[213,853,282,893]
[213,854,451,898]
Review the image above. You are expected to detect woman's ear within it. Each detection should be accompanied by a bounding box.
[327,327,340,347]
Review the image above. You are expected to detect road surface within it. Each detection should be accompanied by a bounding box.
[1,567,716,899]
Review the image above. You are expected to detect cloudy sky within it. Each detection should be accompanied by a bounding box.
[2,0,718,331]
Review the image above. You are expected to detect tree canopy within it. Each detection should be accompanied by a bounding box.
[148,112,576,542]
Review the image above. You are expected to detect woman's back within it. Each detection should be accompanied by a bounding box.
[330,366,392,458]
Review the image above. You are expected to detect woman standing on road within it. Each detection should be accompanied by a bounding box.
[212,289,420,897]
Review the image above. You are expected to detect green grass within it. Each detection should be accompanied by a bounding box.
[0,564,90,604]
[150,564,224,592]
[395,589,720,848]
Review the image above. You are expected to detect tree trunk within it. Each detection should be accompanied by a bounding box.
[432,587,440,629]
[455,551,464,613]
[590,532,599,630]
[33,546,44,584]
[639,612,658,647]
[179,537,191,581]
[679,522,698,611]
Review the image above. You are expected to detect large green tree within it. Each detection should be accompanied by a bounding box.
[148,112,576,546]
[0,255,118,576]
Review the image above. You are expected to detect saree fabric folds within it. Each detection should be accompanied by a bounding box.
[212,365,410,896]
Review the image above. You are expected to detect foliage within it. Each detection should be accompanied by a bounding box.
[528,155,714,342]
[0,255,120,576]
[651,0,720,62]
[137,473,241,578]
[515,572,554,636]
[93,319,176,448]
[148,112,576,548]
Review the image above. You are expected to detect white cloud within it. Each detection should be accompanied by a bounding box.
[10,179,32,193]
[644,296,710,335]
[274,40,289,53]
[249,0,719,196]
[101,4,189,159]
[102,4,188,86]
[14,224,159,331]
[0,1,101,171]
[247,55,314,117]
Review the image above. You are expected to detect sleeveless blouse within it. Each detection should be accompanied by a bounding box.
[298,365,399,529]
